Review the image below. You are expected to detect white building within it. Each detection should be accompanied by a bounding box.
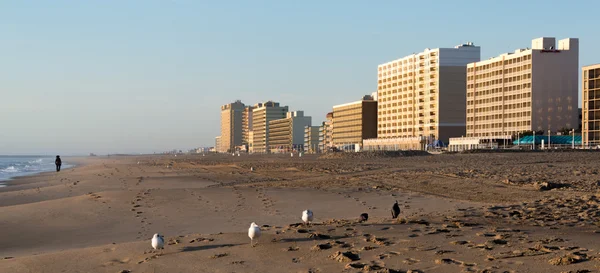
[466,37,579,138]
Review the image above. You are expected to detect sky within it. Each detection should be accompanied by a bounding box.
[1,0,599,155]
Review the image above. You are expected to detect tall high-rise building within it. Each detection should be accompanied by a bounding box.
[220,100,246,153]
[242,106,254,147]
[466,37,579,138]
[332,95,377,148]
[252,101,288,153]
[268,111,312,153]
[583,64,600,147]
[377,43,481,145]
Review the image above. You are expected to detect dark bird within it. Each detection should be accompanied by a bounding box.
[359,213,369,222]
[391,200,401,219]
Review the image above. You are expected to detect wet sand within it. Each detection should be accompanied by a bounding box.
[1,152,599,272]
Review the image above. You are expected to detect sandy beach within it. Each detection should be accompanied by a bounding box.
[1,152,600,273]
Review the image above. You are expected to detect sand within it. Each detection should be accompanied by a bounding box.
[1,152,600,272]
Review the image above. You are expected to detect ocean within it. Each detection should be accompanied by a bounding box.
[0,156,73,186]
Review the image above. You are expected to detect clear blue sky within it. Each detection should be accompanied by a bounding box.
[1,1,598,155]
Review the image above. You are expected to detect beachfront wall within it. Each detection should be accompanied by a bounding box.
[512,135,582,145]
[448,137,504,152]
[363,136,429,151]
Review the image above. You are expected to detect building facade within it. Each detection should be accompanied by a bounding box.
[215,136,222,153]
[363,136,429,151]
[324,112,334,149]
[304,126,320,153]
[220,100,246,153]
[466,37,579,139]
[583,64,600,147]
[377,43,481,146]
[252,101,289,153]
[267,111,312,153]
[242,106,254,148]
[332,95,377,149]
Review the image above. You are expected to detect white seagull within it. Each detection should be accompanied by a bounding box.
[248,222,261,247]
[302,209,314,226]
[151,233,165,250]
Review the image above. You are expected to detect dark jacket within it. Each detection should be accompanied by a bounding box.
[55,157,62,165]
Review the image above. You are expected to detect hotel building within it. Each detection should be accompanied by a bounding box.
[583,64,600,147]
[252,101,289,153]
[214,136,222,153]
[242,106,254,147]
[220,100,245,153]
[377,43,481,146]
[466,37,579,138]
[332,95,377,148]
[267,111,312,153]
[304,125,320,153]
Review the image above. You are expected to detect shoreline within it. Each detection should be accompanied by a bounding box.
[0,156,92,190]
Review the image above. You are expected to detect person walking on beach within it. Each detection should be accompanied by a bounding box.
[55,155,62,172]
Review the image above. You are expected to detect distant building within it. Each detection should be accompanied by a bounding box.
[220,100,246,153]
[304,125,320,153]
[215,136,222,153]
[248,131,255,153]
[583,64,600,147]
[242,106,254,148]
[268,111,311,153]
[378,42,481,146]
[322,112,334,150]
[332,95,377,149]
[466,37,579,139]
[252,101,289,153]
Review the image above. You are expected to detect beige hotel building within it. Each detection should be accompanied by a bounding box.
[466,37,579,139]
[267,111,312,152]
[252,101,289,153]
[220,100,245,153]
[332,95,377,148]
[377,43,481,146]
[242,106,254,147]
[582,64,600,147]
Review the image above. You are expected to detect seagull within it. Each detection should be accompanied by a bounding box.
[290,153,294,157]
[391,200,401,219]
[359,213,369,223]
[151,233,165,250]
[250,167,254,172]
[248,222,261,247]
[302,209,314,226]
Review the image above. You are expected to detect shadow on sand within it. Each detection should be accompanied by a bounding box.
[182,243,243,252]
[279,235,348,243]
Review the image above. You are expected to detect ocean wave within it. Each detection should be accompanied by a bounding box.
[28,158,44,164]
[0,156,73,182]
[0,166,18,173]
